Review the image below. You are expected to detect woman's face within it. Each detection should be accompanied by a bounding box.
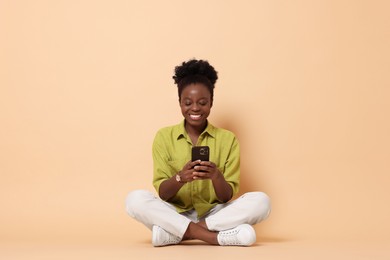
[180,83,212,130]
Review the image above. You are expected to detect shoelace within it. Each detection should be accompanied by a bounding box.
[164,235,181,244]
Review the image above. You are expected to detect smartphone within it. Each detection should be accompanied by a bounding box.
[192,146,210,162]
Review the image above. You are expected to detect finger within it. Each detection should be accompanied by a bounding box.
[184,160,199,170]
[193,171,207,177]
[190,160,202,168]
[193,176,207,180]
[199,161,215,168]
[194,165,209,172]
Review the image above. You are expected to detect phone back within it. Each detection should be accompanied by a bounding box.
[192,146,210,162]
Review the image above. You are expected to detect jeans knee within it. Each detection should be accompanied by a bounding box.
[245,191,271,221]
[125,190,152,217]
[257,192,271,220]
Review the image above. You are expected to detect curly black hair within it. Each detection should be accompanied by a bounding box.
[173,59,218,101]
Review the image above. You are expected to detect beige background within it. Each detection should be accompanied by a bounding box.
[1,0,390,259]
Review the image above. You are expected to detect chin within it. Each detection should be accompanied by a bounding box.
[186,118,204,125]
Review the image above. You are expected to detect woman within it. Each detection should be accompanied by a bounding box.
[126,59,270,246]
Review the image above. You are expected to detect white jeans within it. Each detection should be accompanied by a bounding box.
[125,190,271,239]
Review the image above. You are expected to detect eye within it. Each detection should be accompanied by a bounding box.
[199,100,208,106]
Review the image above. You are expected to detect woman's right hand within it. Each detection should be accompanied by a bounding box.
[177,160,201,183]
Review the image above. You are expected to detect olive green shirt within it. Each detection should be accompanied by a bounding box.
[152,120,240,217]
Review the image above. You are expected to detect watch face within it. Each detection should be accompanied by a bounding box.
[176,174,181,182]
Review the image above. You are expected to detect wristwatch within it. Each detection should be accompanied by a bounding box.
[175,173,182,183]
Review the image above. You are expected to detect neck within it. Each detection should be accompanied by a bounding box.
[184,120,207,139]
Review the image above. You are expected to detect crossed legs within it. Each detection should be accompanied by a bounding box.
[126,190,271,245]
[182,220,218,245]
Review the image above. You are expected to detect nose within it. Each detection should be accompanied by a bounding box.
[191,103,200,111]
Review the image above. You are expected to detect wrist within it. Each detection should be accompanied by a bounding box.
[211,171,224,182]
[175,172,185,183]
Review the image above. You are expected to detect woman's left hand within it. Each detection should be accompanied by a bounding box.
[192,161,221,181]
[193,161,232,202]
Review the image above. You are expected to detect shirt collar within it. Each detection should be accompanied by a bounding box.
[175,120,216,140]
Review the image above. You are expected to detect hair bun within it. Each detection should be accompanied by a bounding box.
[173,59,218,85]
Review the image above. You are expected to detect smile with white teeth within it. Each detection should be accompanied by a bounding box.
[190,114,202,120]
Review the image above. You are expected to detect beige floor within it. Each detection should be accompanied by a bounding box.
[2,236,389,260]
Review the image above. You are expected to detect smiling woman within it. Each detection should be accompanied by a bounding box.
[125,59,271,247]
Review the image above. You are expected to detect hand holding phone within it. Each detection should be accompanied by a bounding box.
[191,146,220,180]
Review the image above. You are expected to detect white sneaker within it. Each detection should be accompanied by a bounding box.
[152,225,181,247]
[217,224,256,246]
